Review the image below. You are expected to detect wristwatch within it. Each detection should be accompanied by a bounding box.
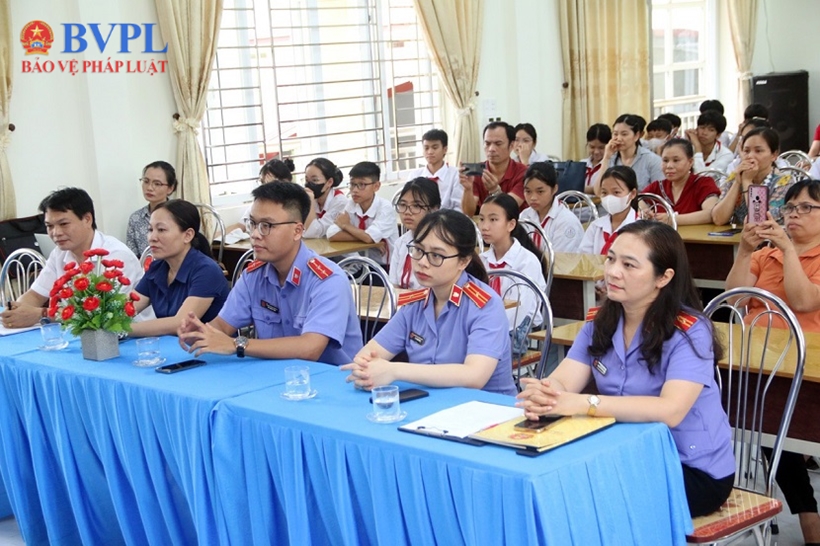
[587,394,601,417]
[234,336,249,358]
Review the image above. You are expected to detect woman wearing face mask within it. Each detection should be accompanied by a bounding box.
[579,166,639,255]
[302,157,347,239]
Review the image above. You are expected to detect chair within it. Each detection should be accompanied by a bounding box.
[556,190,599,223]
[636,193,678,230]
[391,187,408,236]
[193,203,227,267]
[779,150,812,171]
[0,248,46,304]
[776,165,811,182]
[698,169,729,185]
[485,268,553,388]
[473,222,485,254]
[687,287,805,545]
[139,246,153,272]
[231,249,255,287]
[337,256,396,345]
[518,219,555,294]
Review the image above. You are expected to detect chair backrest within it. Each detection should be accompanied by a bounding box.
[556,190,599,223]
[232,249,255,287]
[777,165,811,182]
[473,222,485,254]
[139,246,153,272]
[695,168,728,186]
[518,219,555,294]
[390,187,407,236]
[485,268,553,388]
[704,287,805,496]
[193,203,226,266]
[337,256,397,345]
[0,248,47,303]
[636,193,678,230]
[779,149,813,171]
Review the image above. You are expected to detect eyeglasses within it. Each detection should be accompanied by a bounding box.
[395,203,428,214]
[245,219,297,236]
[406,244,460,267]
[780,203,820,216]
[349,182,376,191]
[140,178,169,190]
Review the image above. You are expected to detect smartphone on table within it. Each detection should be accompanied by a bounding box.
[513,414,563,433]
[369,388,429,404]
[155,359,205,374]
[747,185,769,225]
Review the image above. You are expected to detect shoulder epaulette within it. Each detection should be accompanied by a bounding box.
[397,288,429,307]
[245,260,265,273]
[674,311,698,331]
[307,257,333,280]
[462,281,490,309]
[585,307,600,321]
[333,189,344,196]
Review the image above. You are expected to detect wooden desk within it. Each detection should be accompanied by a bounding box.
[677,224,740,289]
[550,253,604,321]
[221,238,380,276]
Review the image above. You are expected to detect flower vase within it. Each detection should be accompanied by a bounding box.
[80,330,120,361]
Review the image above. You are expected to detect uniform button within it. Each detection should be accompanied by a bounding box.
[282,294,287,299]
[689,445,696,450]
[284,319,290,325]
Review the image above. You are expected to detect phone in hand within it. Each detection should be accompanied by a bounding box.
[463,162,485,177]
[747,185,769,225]
[513,415,563,433]
[155,359,205,374]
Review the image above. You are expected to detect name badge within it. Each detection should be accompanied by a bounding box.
[261,300,279,313]
[593,359,607,375]
[409,331,425,345]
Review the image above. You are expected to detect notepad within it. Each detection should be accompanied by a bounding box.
[399,401,524,440]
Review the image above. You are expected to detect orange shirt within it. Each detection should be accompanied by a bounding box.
[748,243,820,333]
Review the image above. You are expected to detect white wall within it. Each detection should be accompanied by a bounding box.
[8,0,175,239]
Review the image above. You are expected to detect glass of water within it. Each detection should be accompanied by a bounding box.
[133,337,165,367]
[367,385,406,423]
[282,365,316,400]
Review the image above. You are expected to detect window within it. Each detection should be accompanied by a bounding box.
[651,0,715,128]
[203,0,441,204]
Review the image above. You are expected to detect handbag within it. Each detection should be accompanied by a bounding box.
[0,214,47,265]
[553,161,587,193]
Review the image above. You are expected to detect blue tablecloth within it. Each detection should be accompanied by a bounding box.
[0,330,335,545]
[212,369,694,545]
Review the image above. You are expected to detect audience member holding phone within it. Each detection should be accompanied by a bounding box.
[724,179,820,544]
[341,210,517,396]
[711,127,794,226]
[517,221,734,518]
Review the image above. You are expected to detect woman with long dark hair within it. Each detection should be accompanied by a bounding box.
[517,221,734,517]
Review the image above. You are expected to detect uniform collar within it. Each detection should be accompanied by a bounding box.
[485,238,522,265]
[267,242,311,287]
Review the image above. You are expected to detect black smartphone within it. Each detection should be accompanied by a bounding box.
[513,415,562,433]
[369,388,429,403]
[155,359,206,374]
[463,162,485,177]
[707,228,742,236]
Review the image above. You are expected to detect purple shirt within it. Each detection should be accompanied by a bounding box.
[374,271,517,396]
[567,314,734,479]
[218,243,363,366]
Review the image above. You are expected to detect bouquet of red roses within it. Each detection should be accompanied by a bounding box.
[47,248,140,336]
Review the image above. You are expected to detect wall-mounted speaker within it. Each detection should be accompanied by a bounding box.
[752,70,809,152]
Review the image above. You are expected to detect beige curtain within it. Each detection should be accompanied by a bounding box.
[558,0,650,160]
[727,0,758,117]
[0,0,16,220]
[412,0,483,164]
[154,0,222,204]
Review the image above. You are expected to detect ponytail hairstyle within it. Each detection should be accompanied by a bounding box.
[306,157,344,187]
[599,165,639,211]
[413,209,488,284]
[259,158,296,182]
[153,199,214,259]
[613,113,647,153]
[482,193,547,280]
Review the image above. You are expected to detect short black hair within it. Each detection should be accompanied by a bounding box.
[483,121,516,144]
[744,103,769,120]
[422,129,448,148]
[657,113,682,129]
[647,118,673,134]
[349,161,381,183]
[784,179,820,204]
[697,110,727,134]
[39,187,97,229]
[699,99,724,115]
[252,181,311,223]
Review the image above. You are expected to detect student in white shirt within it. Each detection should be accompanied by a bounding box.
[519,161,584,253]
[684,110,734,174]
[327,161,399,267]
[479,193,548,352]
[584,123,611,194]
[513,123,549,166]
[389,178,441,289]
[303,157,347,238]
[1,188,143,329]
[580,166,639,255]
[406,129,462,212]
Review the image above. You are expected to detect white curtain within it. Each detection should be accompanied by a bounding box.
[0,0,16,220]
[558,0,650,160]
[727,0,758,117]
[412,0,484,164]
[153,0,223,204]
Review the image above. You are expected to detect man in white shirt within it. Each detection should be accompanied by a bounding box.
[406,129,463,212]
[1,187,143,329]
[686,110,734,174]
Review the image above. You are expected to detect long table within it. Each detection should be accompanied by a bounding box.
[0,331,334,545]
[550,253,605,321]
[211,370,694,545]
[677,224,740,289]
